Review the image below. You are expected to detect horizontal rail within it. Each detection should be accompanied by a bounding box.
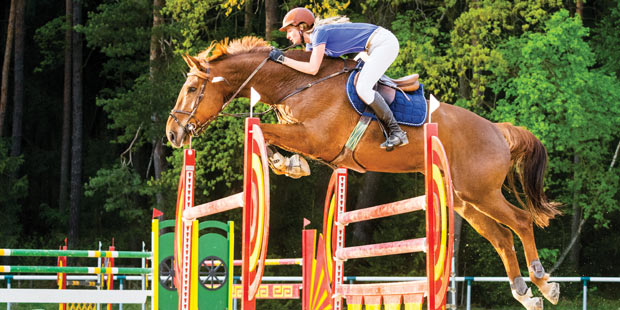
[0,249,151,259]
[0,289,149,303]
[337,195,426,225]
[183,192,244,220]
[335,238,426,261]
[336,280,427,296]
[0,266,151,275]
[232,258,302,266]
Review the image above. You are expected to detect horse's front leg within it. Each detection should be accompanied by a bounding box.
[260,123,316,179]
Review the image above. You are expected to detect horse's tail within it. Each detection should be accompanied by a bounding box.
[496,122,562,228]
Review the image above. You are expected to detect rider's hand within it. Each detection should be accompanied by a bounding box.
[269,49,285,64]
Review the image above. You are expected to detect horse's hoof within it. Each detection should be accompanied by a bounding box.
[285,154,310,179]
[512,287,543,310]
[541,282,560,305]
[267,152,288,175]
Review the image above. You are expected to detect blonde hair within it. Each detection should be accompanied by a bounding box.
[307,15,350,32]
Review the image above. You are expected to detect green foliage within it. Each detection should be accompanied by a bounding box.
[449,0,562,113]
[164,0,229,50]
[0,139,28,248]
[491,10,620,227]
[78,0,152,58]
[33,16,66,72]
[84,164,151,220]
[591,1,620,77]
[390,9,458,103]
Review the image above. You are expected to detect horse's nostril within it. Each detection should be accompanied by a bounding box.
[168,131,176,143]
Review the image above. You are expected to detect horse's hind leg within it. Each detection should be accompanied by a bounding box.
[466,191,560,306]
[457,200,543,310]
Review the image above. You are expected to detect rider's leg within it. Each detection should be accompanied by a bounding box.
[356,27,407,149]
[367,92,408,148]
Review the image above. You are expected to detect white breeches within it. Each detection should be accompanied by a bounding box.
[356,27,400,104]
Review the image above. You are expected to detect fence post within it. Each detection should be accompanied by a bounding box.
[466,277,473,310]
[7,275,12,310]
[582,277,589,310]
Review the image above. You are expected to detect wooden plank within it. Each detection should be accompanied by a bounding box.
[336,281,427,296]
[337,195,426,225]
[335,238,426,261]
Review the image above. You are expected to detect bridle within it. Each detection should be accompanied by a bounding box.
[169,56,270,137]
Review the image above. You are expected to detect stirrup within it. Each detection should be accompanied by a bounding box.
[380,132,408,151]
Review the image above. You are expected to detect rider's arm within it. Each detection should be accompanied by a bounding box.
[282,43,325,75]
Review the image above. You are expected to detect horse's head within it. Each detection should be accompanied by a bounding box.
[166,37,275,147]
[166,52,230,147]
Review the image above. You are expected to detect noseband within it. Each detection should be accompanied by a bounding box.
[169,57,270,137]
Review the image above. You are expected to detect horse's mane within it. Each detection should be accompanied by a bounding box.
[197,36,272,62]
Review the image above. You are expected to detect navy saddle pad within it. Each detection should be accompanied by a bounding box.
[346,70,428,126]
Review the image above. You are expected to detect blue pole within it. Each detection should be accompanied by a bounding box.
[582,277,589,310]
[7,275,11,310]
[466,277,473,310]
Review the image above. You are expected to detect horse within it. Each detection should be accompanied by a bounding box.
[166,37,561,310]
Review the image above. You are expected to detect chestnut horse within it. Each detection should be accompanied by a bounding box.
[166,37,561,310]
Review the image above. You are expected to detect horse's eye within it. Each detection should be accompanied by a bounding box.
[187,87,197,93]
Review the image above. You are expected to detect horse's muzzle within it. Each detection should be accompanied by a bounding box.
[167,127,186,148]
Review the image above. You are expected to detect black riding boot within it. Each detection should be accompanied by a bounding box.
[367,92,408,150]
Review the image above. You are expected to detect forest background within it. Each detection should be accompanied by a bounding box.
[0,0,619,308]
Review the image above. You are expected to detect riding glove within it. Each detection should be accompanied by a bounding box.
[269,49,285,63]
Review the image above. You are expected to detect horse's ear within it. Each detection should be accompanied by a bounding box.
[182,54,194,68]
[188,55,205,70]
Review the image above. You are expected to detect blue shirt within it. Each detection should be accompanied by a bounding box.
[307,23,379,57]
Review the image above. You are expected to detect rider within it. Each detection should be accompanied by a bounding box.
[269,7,408,150]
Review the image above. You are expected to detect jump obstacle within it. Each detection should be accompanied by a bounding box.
[0,242,150,306]
[173,116,454,310]
[315,123,455,310]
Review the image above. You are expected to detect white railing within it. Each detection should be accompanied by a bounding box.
[2,273,619,310]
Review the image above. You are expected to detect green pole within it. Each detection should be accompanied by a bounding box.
[0,248,151,259]
[0,265,151,274]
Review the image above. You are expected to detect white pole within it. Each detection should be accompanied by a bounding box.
[141,241,146,310]
[451,255,457,309]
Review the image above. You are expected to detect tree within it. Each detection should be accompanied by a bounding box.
[69,0,83,247]
[150,0,165,205]
[60,0,72,214]
[491,10,620,271]
[10,0,25,157]
[0,0,16,136]
[265,0,278,41]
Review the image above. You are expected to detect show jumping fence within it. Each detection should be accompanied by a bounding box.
[0,242,151,306]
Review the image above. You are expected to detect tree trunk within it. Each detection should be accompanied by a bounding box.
[149,0,163,78]
[150,0,165,206]
[69,0,83,248]
[10,0,25,157]
[59,0,72,214]
[244,0,253,34]
[576,0,583,18]
[0,0,16,136]
[569,154,581,269]
[264,0,278,41]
